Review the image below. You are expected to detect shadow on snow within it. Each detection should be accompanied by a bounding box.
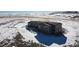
[26,26,67,46]
[35,32,67,46]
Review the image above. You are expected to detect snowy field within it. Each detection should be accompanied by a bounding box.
[0,16,79,47]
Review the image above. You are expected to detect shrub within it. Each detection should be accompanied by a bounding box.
[0,32,44,47]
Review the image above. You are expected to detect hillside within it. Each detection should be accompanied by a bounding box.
[0,15,79,47]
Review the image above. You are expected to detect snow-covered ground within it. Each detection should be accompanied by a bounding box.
[0,16,79,47]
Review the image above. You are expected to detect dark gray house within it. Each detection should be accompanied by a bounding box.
[28,21,63,35]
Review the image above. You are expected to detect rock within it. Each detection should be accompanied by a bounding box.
[27,21,63,35]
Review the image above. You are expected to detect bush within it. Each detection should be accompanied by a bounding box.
[0,32,44,47]
[64,40,79,47]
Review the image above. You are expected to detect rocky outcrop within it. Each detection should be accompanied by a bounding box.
[28,21,63,35]
[49,11,79,15]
